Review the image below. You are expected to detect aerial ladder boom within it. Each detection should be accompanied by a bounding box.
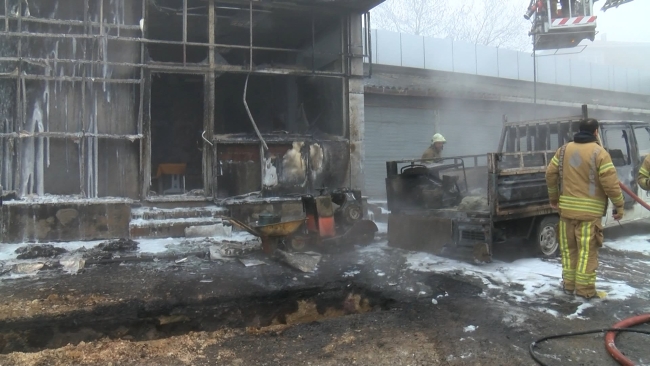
[600,0,634,11]
[524,0,636,51]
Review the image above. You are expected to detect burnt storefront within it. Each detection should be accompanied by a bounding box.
[0,0,378,201]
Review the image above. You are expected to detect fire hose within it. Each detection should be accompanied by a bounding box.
[619,182,650,211]
[530,183,650,365]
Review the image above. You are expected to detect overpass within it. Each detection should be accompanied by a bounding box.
[360,31,650,197]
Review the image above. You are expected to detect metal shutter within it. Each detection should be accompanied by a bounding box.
[364,99,503,199]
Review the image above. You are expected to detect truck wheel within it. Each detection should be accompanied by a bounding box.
[536,216,559,257]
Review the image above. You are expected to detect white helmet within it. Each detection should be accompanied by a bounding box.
[431,133,446,144]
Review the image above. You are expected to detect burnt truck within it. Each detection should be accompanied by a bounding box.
[386,108,650,262]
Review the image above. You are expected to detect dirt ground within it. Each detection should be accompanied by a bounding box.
[0,224,648,366]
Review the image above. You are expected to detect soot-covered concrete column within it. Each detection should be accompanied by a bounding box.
[348,14,365,192]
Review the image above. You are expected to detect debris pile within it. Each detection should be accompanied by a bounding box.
[209,240,261,261]
[12,262,45,275]
[97,238,139,252]
[59,254,86,274]
[15,244,68,259]
[458,196,489,212]
[276,250,322,273]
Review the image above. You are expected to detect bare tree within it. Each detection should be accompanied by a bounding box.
[371,0,450,37]
[371,0,531,51]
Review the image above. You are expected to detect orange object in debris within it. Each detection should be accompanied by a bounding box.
[306,214,318,232]
[318,216,336,238]
[155,163,187,178]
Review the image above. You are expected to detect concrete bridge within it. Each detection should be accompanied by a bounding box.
[361,31,650,197]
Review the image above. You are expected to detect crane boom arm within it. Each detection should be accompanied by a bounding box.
[601,0,635,11]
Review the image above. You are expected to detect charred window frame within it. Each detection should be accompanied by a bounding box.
[0,0,144,198]
[145,0,348,77]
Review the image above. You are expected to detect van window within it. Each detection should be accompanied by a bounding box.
[603,128,631,167]
[635,126,650,160]
[549,132,559,151]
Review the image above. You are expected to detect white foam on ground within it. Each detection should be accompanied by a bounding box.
[0,230,257,261]
[605,235,650,256]
[405,252,637,304]
[357,240,388,255]
[567,303,594,320]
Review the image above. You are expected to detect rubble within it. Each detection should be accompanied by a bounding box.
[12,263,45,274]
[209,240,262,261]
[458,196,489,211]
[276,250,321,273]
[15,244,68,259]
[240,259,267,267]
[97,239,139,252]
[59,254,86,274]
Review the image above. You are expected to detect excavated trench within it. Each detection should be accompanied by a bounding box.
[0,282,396,354]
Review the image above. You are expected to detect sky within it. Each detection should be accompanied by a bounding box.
[593,0,650,43]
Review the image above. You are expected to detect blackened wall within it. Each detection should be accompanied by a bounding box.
[0,0,142,198]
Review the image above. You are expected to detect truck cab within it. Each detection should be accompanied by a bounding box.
[496,114,650,256]
[385,108,650,263]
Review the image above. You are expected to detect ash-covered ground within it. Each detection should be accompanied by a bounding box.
[0,221,648,366]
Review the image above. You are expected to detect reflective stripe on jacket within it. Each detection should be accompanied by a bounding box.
[546,140,625,220]
[637,155,650,191]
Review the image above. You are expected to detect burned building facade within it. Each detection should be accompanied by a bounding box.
[0,0,377,202]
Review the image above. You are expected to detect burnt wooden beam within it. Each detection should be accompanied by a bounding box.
[203,0,216,197]
[0,14,140,30]
[0,132,143,139]
[183,0,188,65]
[140,68,152,200]
[139,0,151,200]
[13,0,22,193]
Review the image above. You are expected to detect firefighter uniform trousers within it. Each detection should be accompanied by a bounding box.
[557,217,603,297]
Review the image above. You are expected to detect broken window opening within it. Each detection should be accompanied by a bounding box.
[214,73,345,137]
[602,125,636,208]
[603,127,632,167]
[146,0,344,74]
[634,126,650,161]
[150,73,205,196]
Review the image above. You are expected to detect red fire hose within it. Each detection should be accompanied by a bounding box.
[618,182,650,211]
[607,183,650,365]
[531,183,650,366]
[605,314,650,366]
[603,183,650,366]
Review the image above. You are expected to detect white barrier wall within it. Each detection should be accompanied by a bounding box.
[366,29,650,95]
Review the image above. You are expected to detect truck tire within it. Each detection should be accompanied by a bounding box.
[536,216,559,257]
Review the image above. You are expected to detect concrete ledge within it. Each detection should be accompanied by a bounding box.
[1,202,131,243]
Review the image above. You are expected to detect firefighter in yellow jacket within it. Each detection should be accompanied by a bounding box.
[637,154,650,191]
[546,118,625,299]
[422,133,446,162]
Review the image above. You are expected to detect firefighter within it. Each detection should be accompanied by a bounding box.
[637,154,650,191]
[545,118,625,300]
[422,133,446,162]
